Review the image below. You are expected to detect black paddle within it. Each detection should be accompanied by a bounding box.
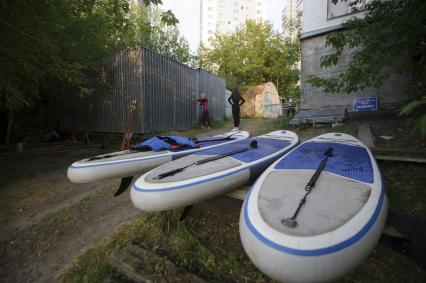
[111,134,242,196]
[154,140,258,180]
[88,148,149,161]
[192,132,238,144]
[92,133,238,161]
[281,147,333,228]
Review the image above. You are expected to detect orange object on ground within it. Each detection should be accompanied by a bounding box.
[120,100,138,151]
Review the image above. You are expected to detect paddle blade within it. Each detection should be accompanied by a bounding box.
[281,218,298,228]
[114,176,133,197]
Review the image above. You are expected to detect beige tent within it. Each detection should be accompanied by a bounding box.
[240,82,282,118]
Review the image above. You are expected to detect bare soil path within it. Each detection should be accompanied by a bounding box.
[0,148,141,282]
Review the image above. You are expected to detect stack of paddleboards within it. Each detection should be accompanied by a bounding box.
[240,133,388,283]
[67,130,249,184]
[131,130,299,212]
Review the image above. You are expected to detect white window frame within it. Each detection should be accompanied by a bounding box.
[327,0,370,20]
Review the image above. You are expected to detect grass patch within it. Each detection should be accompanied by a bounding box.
[280,116,291,128]
[380,161,426,217]
[61,206,267,282]
[47,195,94,225]
[61,160,426,283]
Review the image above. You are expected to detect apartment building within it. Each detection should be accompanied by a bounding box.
[200,0,266,47]
[282,0,303,39]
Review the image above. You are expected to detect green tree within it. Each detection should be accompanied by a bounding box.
[307,0,426,136]
[199,20,300,98]
[0,0,191,144]
[142,6,197,67]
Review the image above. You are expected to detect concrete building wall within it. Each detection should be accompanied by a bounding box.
[300,33,409,111]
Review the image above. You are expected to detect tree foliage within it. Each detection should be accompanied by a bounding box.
[199,20,300,98]
[143,6,197,67]
[307,0,426,136]
[0,0,194,143]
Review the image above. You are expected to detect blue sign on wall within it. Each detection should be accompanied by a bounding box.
[353,97,378,112]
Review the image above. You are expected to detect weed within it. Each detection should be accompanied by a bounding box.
[47,195,93,225]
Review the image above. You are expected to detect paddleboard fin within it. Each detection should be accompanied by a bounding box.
[114,176,133,197]
[179,205,194,221]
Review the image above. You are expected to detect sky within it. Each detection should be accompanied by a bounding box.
[160,0,285,51]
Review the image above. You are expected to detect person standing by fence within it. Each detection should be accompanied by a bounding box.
[288,97,295,117]
[197,93,211,129]
[228,88,245,131]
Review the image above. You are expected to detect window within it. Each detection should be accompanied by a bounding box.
[327,0,369,19]
[208,6,213,11]
[257,10,262,14]
[241,6,244,10]
[233,1,238,6]
[257,2,262,6]
[208,30,213,34]
[228,21,231,24]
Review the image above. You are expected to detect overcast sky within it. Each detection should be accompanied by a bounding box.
[160,0,285,51]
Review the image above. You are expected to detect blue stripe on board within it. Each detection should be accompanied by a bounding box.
[275,141,374,183]
[243,172,385,256]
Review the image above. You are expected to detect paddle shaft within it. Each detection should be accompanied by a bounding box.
[282,147,333,227]
[155,147,251,180]
[89,149,143,161]
[90,134,238,161]
[289,156,329,220]
[193,133,237,144]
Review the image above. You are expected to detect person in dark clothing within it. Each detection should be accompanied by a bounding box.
[228,88,245,131]
[288,98,295,117]
[197,93,211,128]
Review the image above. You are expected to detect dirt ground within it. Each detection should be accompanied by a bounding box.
[0,118,424,282]
[370,120,426,150]
[0,148,142,282]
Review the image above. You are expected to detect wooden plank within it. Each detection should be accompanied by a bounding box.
[226,186,250,200]
[374,155,426,163]
[371,147,426,156]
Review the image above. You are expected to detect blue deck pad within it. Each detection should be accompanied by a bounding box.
[195,138,290,163]
[275,141,373,183]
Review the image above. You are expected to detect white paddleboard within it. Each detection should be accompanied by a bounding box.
[67,131,249,183]
[240,133,388,283]
[131,130,299,212]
